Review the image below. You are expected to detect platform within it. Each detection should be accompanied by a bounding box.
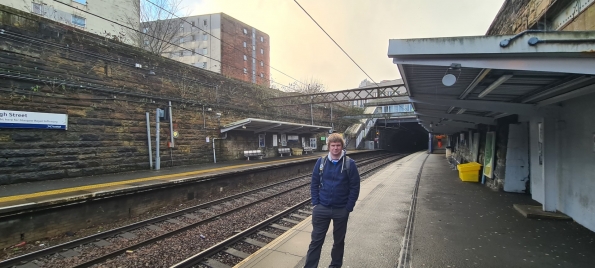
[235,153,595,268]
[235,151,428,268]
[0,151,372,214]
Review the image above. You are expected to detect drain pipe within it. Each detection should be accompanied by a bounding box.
[155,108,161,170]
[202,105,206,128]
[146,112,153,169]
[212,132,228,163]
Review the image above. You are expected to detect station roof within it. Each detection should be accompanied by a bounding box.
[388,31,595,134]
[220,118,332,134]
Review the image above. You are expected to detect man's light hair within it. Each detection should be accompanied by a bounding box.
[327,133,345,147]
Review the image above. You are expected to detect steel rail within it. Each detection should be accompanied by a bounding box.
[0,174,308,268]
[170,153,406,268]
[0,153,395,268]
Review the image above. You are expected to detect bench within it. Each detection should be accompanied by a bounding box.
[278,147,291,157]
[303,147,314,154]
[244,150,264,160]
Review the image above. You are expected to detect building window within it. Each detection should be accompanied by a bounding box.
[179,37,184,43]
[203,48,208,55]
[32,3,43,15]
[203,19,208,26]
[260,61,264,67]
[191,21,195,27]
[191,35,195,41]
[252,70,256,76]
[144,40,149,46]
[260,73,264,78]
[252,32,255,38]
[180,23,184,29]
[179,51,183,56]
[260,36,264,42]
[243,68,247,74]
[201,62,207,68]
[252,45,255,51]
[202,33,208,41]
[243,28,247,35]
[143,27,148,33]
[252,58,255,64]
[73,0,87,4]
[243,55,247,61]
[260,48,264,54]
[71,15,86,27]
[243,41,246,48]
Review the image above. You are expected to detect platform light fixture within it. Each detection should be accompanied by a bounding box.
[478,74,513,98]
[442,63,462,87]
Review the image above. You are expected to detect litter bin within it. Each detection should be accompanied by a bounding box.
[457,162,482,182]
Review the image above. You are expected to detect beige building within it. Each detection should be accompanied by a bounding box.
[147,13,271,86]
[2,0,139,45]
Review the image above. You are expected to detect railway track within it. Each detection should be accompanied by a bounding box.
[1,153,405,268]
[171,154,405,268]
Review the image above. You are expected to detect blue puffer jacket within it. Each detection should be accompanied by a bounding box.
[310,151,361,212]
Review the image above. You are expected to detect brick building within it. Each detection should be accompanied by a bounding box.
[148,13,270,87]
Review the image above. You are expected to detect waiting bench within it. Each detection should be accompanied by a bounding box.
[244,150,264,160]
[278,147,291,157]
[303,147,314,154]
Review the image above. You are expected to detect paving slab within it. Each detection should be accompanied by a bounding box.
[235,152,426,268]
[410,154,595,268]
[513,204,572,220]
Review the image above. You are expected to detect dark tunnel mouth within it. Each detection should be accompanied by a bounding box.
[375,122,429,153]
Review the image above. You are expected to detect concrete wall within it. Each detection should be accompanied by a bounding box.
[557,93,595,231]
[2,0,139,45]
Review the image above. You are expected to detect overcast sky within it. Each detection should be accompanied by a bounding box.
[185,0,506,91]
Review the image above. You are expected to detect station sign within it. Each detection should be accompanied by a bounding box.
[0,110,68,130]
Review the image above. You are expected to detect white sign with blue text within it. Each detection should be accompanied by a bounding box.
[0,110,68,130]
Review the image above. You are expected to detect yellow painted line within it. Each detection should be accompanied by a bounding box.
[0,157,317,204]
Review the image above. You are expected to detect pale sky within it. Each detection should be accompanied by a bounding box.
[184,0,506,91]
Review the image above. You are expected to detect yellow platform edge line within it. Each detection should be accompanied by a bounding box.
[0,157,312,203]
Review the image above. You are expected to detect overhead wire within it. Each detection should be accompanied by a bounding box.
[293,0,388,91]
[46,0,299,92]
[144,0,306,87]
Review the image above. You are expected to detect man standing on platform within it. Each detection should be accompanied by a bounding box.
[305,133,361,268]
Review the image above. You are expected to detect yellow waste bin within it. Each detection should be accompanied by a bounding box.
[457,162,482,182]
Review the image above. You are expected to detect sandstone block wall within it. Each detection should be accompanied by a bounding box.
[0,5,352,185]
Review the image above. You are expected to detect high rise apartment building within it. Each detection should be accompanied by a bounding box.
[3,0,139,46]
[150,13,270,86]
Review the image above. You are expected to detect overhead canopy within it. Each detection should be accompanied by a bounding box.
[388,31,595,134]
[221,118,332,134]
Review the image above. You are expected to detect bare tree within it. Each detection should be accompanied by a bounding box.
[286,77,326,94]
[126,0,191,55]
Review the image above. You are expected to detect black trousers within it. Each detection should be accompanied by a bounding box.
[304,205,350,268]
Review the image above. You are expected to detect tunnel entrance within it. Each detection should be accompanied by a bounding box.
[376,122,428,153]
